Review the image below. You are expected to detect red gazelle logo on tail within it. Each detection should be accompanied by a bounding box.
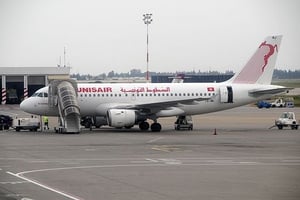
[259,41,278,72]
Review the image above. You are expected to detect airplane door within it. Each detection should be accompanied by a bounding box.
[227,86,233,103]
[220,86,233,103]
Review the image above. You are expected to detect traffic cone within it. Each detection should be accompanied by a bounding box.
[214,128,217,135]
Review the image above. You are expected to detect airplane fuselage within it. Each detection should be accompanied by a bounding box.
[23,82,278,117]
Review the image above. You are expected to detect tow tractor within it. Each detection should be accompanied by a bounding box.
[271,98,285,107]
[275,112,299,130]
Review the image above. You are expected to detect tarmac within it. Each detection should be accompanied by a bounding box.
[0,105,300,200]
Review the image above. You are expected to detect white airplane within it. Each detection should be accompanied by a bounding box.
[20,35,291,132]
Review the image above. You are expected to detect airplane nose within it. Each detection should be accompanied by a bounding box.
[20,98,32,113]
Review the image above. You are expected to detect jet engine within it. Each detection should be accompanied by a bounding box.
[107,109,137,128]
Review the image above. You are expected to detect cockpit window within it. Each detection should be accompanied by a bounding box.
[31,92,48,98]
[32,92,38,97]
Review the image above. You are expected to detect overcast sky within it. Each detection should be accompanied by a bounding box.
[0,0,299,75]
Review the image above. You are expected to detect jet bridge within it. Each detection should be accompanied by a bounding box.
[49,79,80,133]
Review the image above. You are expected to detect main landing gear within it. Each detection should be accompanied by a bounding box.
[139,121,162,132]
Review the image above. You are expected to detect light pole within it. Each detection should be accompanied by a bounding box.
[143,13,152,81]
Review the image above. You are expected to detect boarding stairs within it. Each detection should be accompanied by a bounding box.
[49,79,80,133]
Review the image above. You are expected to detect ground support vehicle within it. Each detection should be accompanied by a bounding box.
[271,98,285,107]
[257,101,271,108]
[174,115,193,130]
[275,112,299,130]
[13,117,40,131]
[285,100,294,108]
[0,115,13,130]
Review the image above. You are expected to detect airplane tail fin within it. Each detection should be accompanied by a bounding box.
[229,35,282,85]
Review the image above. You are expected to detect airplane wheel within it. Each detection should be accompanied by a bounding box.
[139,121,149,131]
[151,123,161,132]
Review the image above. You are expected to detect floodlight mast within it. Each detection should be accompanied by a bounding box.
[143,13,153,82]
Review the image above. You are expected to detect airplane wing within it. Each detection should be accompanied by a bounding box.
[135,96,210,108]
[249,87,293,95]
[104,96,211,114]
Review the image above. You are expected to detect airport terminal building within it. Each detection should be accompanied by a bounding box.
[0,67,70,104]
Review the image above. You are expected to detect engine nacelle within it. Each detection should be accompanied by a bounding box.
[107,109,137,128]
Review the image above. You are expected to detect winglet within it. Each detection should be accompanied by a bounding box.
[229,35,282,85]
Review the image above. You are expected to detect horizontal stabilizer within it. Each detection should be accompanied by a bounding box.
[249,87,293,95]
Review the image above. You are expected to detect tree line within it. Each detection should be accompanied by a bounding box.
[71,69,300,80]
